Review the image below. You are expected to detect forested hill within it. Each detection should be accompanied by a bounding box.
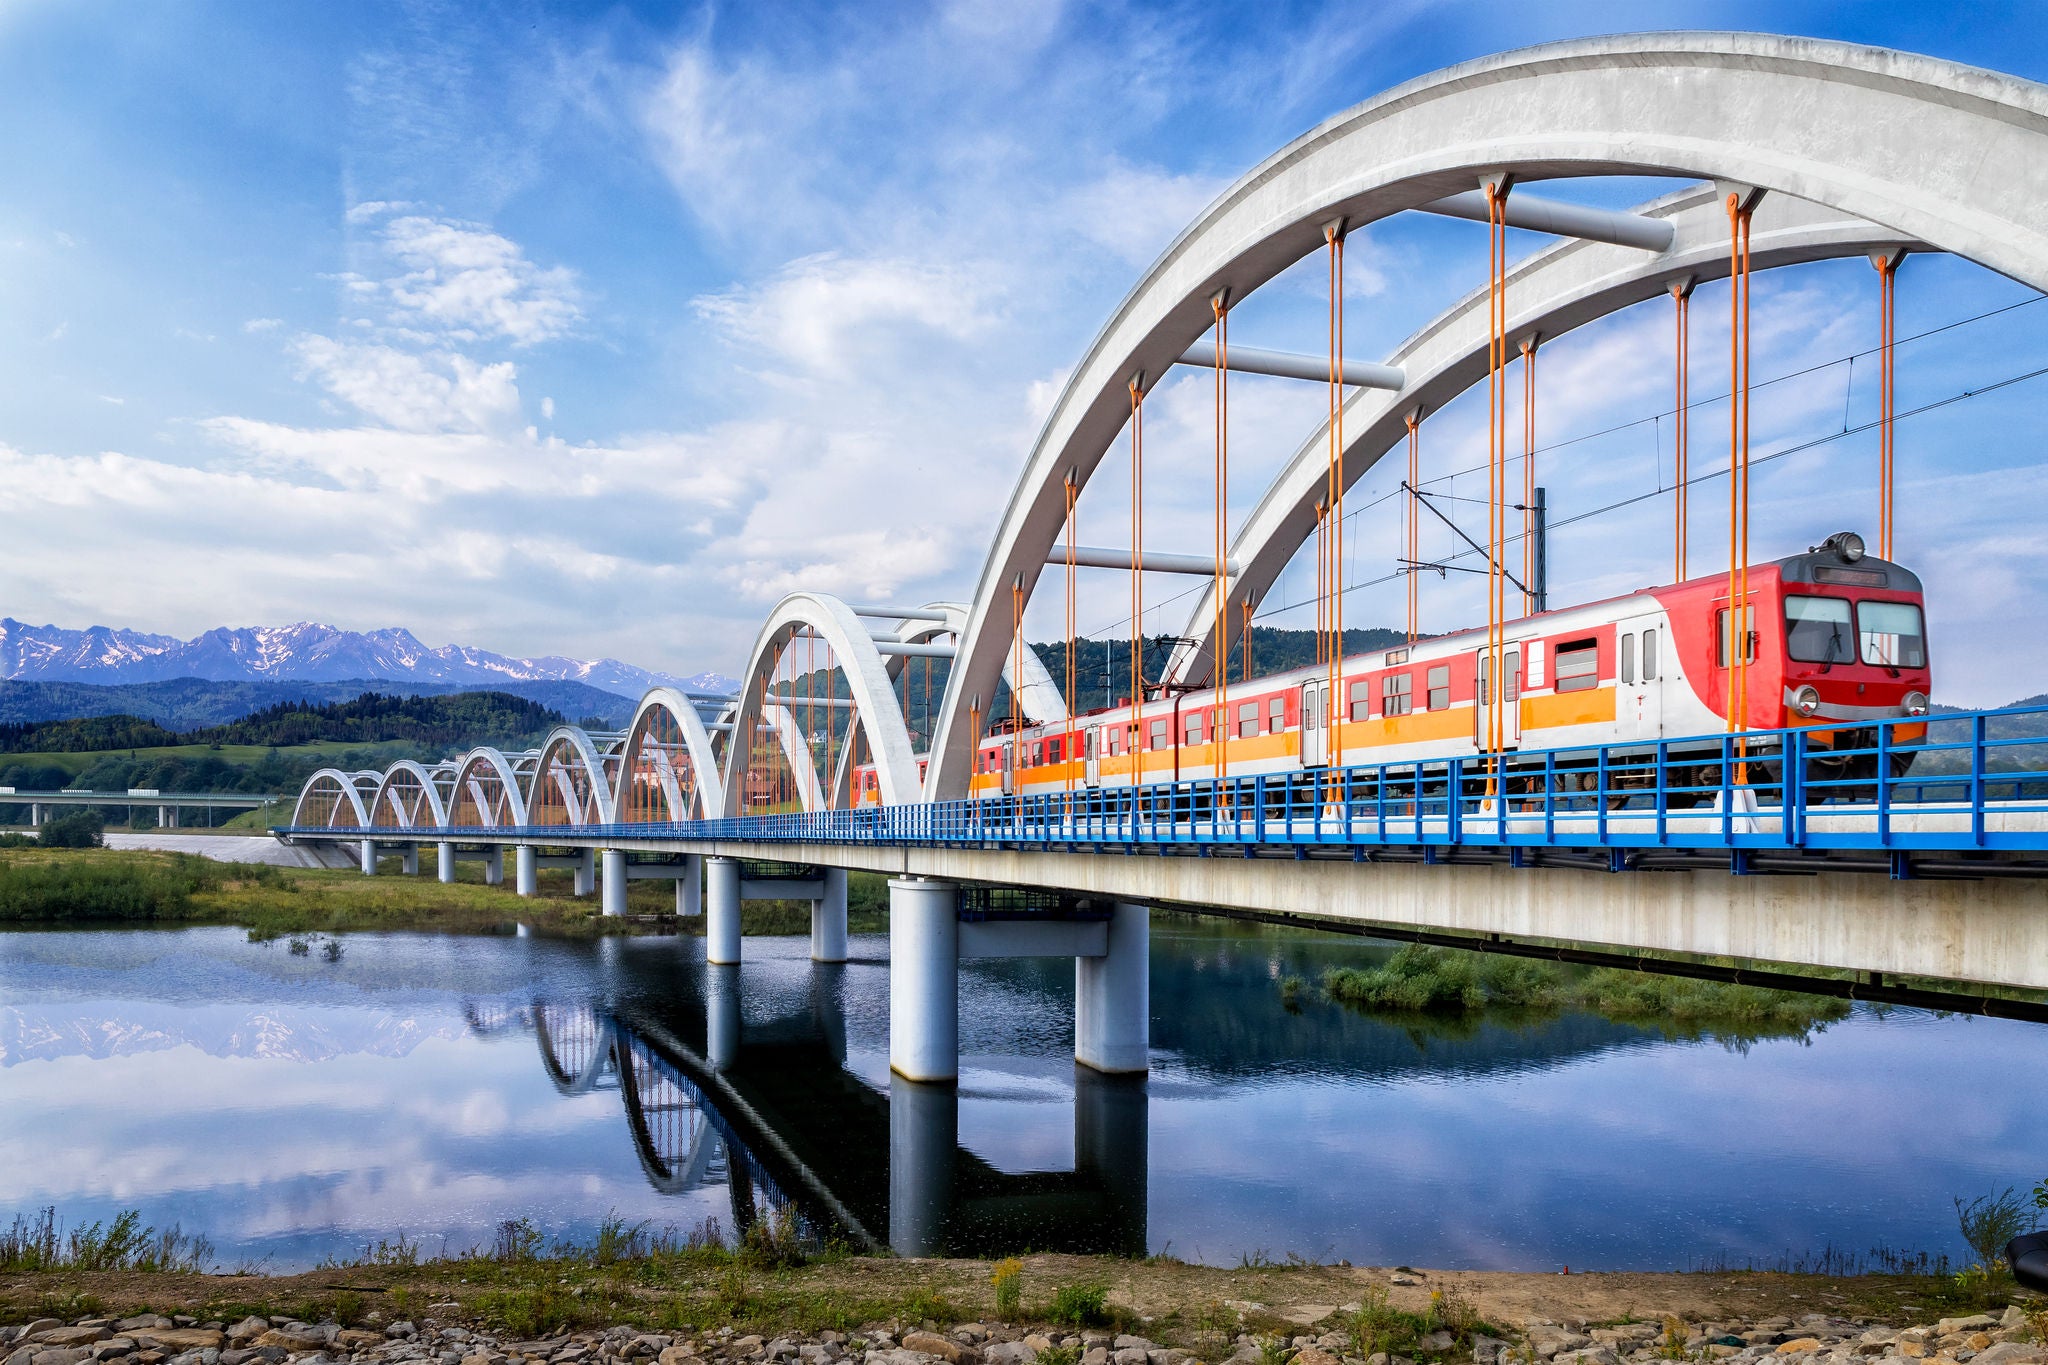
[0,690,564,754]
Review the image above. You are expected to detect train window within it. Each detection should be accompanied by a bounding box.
[1857,601,1926,667]
[1620,633,1635,685]
[1716,607,1757,665]
[1384,647,1409,665]
[1383,672,1412,716]
[1349,679,1372,721]
[1033,741,1045,765]
[1048,738,1063,764]
[1238,701,1259,737]
[1426,665,1450,710]
[1785,596,1852,664]
[1642,628,1658,680]
[1269,696,1286,732]
[1555,641,1600,693]
[1149,719,1168,750]
[1185,712,1204,745]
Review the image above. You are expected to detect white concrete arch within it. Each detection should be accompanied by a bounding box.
[923,32,2048,798]
[724,591,920,816]
[370,759,454,830]
[448,747,530,828]
[1165,185,1918,684]
[616,687,727,822]
[530,725,619,826]
[291,768,373,829]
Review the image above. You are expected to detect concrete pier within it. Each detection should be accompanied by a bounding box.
[602,849,628,916]
[706,857,742,964]
[401,845,419,877]
[484,846,504,887]
[437,842,456,883]
[811,866,849,962]
[889,878,959,1083]
[573,848,595,897]
[1075,901,1150,1073]
[678,853,702,917]
[359,840,378,875]
[515,845,536,897]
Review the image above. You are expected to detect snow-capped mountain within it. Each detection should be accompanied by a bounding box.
[0,618,736,700]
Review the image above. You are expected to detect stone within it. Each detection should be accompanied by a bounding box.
[1145,1353,1187,1365]
[983,1348,1035,1365]
[333,1337,383,1353]
[1021,1342,1055,1357]
[39,1335,110,1350]
[1112,1353,1147,1365]
[900,1339,964,1365]
[1779,1344,1825,1356]
[1418,1337,1456,1356]
[657,1350,699,1365]
[253,1337,326,1356]
[1081,1351,1110,1365]
[1528,1332,1592,1361]
[34,1350,94,1365]
[20,1330,62,1347]
[1296,1351,1343,1365]
[1111,1346,1152,1357]
[134,1338,220,1357]
[1936,1326,1997,1341]
[953,1334,988,1348]
[1282,1312,1339,1331]
[224,1328,268,1351]
[1971,1351,2045,1365]
[118,1328,171,1339]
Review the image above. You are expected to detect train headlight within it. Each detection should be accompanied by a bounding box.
[1903,690,1930,716]
[1793,685,1821,717]
[1821,531,1866,563]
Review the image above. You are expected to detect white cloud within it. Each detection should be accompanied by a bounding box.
[289,335,523,434]
[243,317,284,334]
[694,252,1000,377]
[377,214,582,346]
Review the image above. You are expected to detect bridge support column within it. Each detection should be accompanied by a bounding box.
[30,803,42,826]
[573,848,595,897]
[481,846,503,886]
[514,845,536,896]
[811,866,848,962]
[677,853,702,917]
[437,842,456,883]
[360,839,379,875]
[888,1074,957,1257]
[401,845,419,877]
[706,964,741,1070]
[1075,901,1149,1073]
[889,877,959,1083]
[706,857,742,964]
[601,850,628,917]
[158,805,177,829]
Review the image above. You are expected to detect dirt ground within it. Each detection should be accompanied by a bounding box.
[0,1256,2000,1338]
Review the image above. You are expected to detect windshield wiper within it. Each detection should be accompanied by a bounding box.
[1818,630,1840,675]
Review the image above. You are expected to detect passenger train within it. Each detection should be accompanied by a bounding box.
[844,533,1931,806]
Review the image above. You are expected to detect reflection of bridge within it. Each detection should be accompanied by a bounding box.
[478,978,1146,1256]
[289,36,2048,1081]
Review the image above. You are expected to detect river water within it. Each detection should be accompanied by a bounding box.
[0,920,2040,1273]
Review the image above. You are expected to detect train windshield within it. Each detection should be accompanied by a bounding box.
[1858,600,1927,668]
[1784,595,1853,663]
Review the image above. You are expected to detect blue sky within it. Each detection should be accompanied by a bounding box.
[3,0,2047,702]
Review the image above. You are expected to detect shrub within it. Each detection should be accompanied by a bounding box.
[1955,1187,2037,1272]
[1049,1282,1110,1327]
[992,1257,1023,1318]
[39,810,105,848]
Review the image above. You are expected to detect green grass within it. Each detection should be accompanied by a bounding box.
[1318,943,1850,1043]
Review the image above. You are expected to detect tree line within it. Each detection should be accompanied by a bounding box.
[0,690,564,755]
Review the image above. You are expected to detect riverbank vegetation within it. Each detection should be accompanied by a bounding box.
[0,846,891,939]
[1315,943,1854,1044]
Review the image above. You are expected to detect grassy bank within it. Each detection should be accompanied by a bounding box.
[1313,944,1854,1045]
[0,1241,2024,1348]
[0,847,891,939]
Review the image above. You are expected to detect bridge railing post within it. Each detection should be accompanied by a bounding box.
[1971,713,1987,847]
[1786,728,1805,847]
[1875,720,1892,846]
[1447,759,1462,844]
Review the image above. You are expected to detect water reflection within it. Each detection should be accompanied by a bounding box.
[479,958,1146,1256]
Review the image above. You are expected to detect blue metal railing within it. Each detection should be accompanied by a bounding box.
[277,704,2048,857]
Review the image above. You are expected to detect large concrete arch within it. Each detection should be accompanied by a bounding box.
[447,747,530,828]
[616,687,727,822]
[531,725,620,826]
[1165,185,1917,685]
[923,33,2048,798]
[291,768,375,829]
[370,759,454,830]
[724,591,920,816]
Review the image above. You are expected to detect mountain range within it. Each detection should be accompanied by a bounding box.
[0,618,736,700]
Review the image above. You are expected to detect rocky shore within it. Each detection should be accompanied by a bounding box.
[3,1301,2040,1365]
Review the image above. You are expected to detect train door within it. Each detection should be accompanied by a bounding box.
[1300,680,1330,766]
[1474,647,1524,749]
[1084,726,1101,787]
[1618,619,1664,739]
[1000,739,1016,796]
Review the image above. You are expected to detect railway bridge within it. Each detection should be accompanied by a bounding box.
[282,34,2048,1082]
